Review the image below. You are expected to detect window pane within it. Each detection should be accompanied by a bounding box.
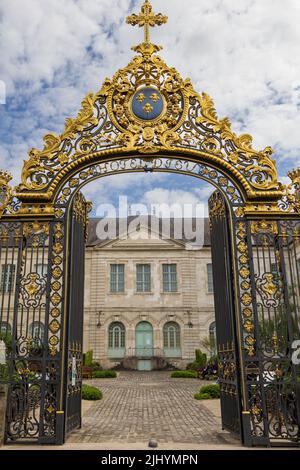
[270,262,277,275]
[0,321,11,335]
[163,264,177,292]
[137,264,151,292]
[110,264,125,292]
[207,264,214,293]
[1,264,15,293]
[163,322,180,349]
[108,322,125,350]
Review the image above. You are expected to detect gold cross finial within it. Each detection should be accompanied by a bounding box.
[126,0,168,44]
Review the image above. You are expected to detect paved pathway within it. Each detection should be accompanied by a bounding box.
[68,371,239,446]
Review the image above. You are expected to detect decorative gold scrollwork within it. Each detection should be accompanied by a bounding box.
[48,222,64,357]
[255,273,282,308]
[251,220,278,235]
[0,170,12,216]
[236,221,256,357]
[11,1,281,206]
[208,192,225,219]
[19,272,47,308]
[278,168,300,213]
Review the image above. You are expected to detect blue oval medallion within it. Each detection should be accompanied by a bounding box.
[131,87,164,121]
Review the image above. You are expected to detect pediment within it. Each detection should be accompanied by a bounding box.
[95,224,186,251]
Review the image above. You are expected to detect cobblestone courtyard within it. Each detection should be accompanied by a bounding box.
[68,371,239,447]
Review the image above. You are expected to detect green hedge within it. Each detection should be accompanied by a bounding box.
[171,370,197,378]
[92,370,117,379]
[194,384,220,400]
[82,384,103,400]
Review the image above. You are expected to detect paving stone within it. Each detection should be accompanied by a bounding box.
[68,371,234,445]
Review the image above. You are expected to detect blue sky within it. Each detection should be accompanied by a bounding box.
[0,0,300,215]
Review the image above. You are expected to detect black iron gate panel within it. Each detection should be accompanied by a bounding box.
[63,192,86,438]
[0,219,65,443]
[244,219,300,445]
[209,192,242,437]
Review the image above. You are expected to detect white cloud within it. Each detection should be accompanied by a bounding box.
[141,187,209,217]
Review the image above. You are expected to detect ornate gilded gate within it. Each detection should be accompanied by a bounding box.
[0,0,299,446]
[209,191,242,438]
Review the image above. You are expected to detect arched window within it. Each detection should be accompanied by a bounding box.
[108,322,125,358]
[209,321,217,356]
[29,321,45,346]
[163,322,181,358]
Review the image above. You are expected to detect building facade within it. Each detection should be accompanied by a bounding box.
[83,217,216,370]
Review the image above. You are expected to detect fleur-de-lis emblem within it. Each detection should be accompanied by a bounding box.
[150,93,160,103]
[136,93,146,103]
[143,103,153,114]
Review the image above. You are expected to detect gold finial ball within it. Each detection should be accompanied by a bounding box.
[0,170,12,186]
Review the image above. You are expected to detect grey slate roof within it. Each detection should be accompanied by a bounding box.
[86,216,211,247]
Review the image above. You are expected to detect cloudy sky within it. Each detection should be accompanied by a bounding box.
[0,0,300,216]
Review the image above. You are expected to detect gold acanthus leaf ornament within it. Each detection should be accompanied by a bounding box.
[19,93,98,190]
[277,167,300,213]
[196,93,278,190]
[0,170,13,216]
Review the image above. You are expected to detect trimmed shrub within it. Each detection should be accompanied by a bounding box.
[186,362,200,371]
[92,370,117,379]
[186,349,207,370]
[82,384,102,400]
[171,370,197,378]
[194,383,220,400]
[90,362,102,371]
[84,350,93,367]
[194,392,211,400]
[200,384,220,398]
[195,349,207,366]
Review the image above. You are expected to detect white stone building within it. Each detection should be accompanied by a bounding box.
[83,216,216,370]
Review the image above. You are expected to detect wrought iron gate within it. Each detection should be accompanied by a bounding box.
[209,191,300,446]
[63,193,86,439]
[0,192,87,444]
[0,220,60,443]
[209,192,242,438]
[244,218,300,445]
